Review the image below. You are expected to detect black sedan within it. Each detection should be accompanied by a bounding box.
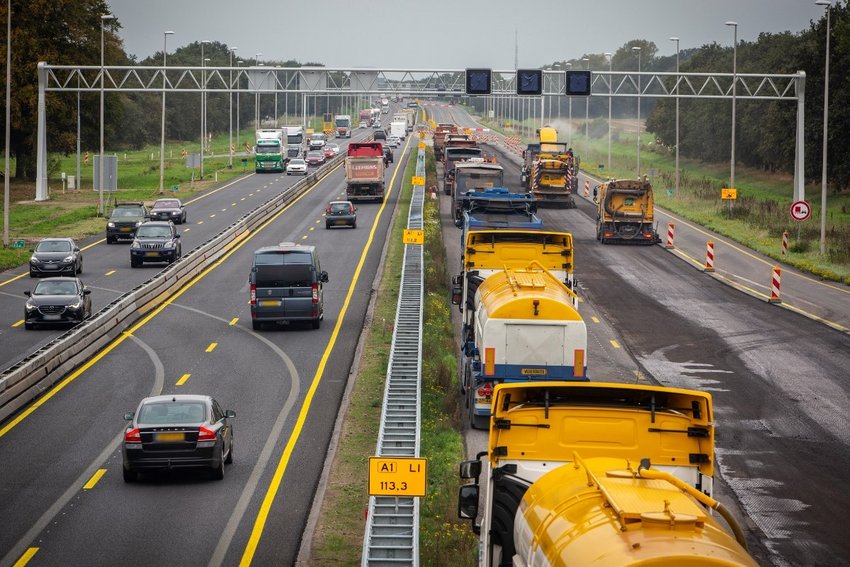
[149,198,187,224]
[122,394,235,481]
[29,237,83,277]
[130,221,182,267]
[23,276,92,329]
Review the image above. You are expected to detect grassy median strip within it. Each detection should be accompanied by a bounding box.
[309,147,476,565]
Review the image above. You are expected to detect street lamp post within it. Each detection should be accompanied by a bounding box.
[605,52,612,173]
[200,40,209,179]
[159,31,174,194]
[3,0,11,245]
[237,60,243,152]
[99,14,116,216]
[255,53,262,131]
[632,46,641,176]
[670,37,680,196]
[582,57,590,161]
[726,21,738,192]
[229,47,238,168]
[816,0,831,254]
[566,62,572,147]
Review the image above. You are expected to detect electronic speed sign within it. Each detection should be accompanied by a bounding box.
[789,200,811,222]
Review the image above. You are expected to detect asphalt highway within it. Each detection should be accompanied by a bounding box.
[0,125,414,566]
[426,102,850,566]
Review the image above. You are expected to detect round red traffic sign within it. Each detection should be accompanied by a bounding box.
[790,200,811,222]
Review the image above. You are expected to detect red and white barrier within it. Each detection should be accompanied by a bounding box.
[781,231,789,256]
[704,240,715,272]
[665,222,675,249]
[583,180,590,198]
[769,266,782,303]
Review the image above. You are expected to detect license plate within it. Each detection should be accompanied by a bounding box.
[145,251,159,257]
[156,432,184,442]
[120,228,131,232]
[43,314,60,321]
[259,299,278,307]
[335,220,348,225]
[521,368,547,376]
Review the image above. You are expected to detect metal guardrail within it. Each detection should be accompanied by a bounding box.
[0,154,346,424]
[361,147,426,566]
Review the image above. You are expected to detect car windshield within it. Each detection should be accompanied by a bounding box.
[136,226,172,238]
[137,401,206,425]
[33,280,77,295]
[256,145,280,155]
[311,134,324,140]
[36,240,71,253]
[112,208,142,218]
[153,200,179,209]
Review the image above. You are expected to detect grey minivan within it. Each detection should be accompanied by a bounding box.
[249,243,328,330]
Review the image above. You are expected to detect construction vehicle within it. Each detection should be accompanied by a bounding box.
[344,142,385,203]
[433,123,458,162]
[450,161,504,222]
[522,127,578,208]
[358,109,372,127]
[453,264,586,429]
[450,188,576,428]
[322,113,334,136]
[594,177,661,245]
[254,129,284,173]
[334,114,352,138]
[458,382,758,567]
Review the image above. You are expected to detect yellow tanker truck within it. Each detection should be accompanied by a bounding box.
[593,177,660,244]
[458,382,758,567]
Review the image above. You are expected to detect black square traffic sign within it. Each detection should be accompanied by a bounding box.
[465,69,492,95]
[516,69,543,95]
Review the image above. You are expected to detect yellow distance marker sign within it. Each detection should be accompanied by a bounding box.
[403,229,424,245]
[721,188,737,200]
[369,457,428,497]
[418,142,426,149]
[411,175,425,186]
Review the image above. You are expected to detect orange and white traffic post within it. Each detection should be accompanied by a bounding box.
[583,180,590,198]
[704,240,715,272]
[781,231,789,256]
[769,266,782,303]
[665,222,675,249]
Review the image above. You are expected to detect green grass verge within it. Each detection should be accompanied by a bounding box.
[308,145,475,565]
[470,109,850,284]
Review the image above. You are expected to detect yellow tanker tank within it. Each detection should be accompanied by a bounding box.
[514,455,759,567]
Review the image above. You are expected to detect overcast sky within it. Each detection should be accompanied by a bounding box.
[110,0,828,68]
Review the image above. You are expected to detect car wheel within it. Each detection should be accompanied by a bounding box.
[211,455,225,480]
[352,222,357,229]
[325,222,331,229]
[106,236,115,244]
[225,439,233,464]
[29,271,36,278]
[286,172,291,176]
[77,261,82,274]
[130,258,141,268]
[252,320,262,331]
[312,317,321,329]
[122,467,137,483]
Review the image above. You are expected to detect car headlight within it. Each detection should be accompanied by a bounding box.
[131,240,140,249]
[135,221,143,227]
[30,256,40,264]
[107,222,116,228]
[25,301,36,311]
[67,300,82,310]
[63,255,75,263]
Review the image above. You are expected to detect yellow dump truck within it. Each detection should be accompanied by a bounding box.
[593,177,660,244]
[523,126,578,208]
[458,382,758,567]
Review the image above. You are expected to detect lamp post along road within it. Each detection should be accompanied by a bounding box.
[159,31,174,194]
[229,47,238,168]
[605,53,612,173]
[816,0,831,255]
[237,60,243,153]
[99,14,116,216]
[670,37,680,196]
[632,46,641,176]
[3,0,11,246]
[200,40,209,179]
[726,21,738,192]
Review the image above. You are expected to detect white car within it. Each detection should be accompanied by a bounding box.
[286,158,308,175]
[309,133,326,150]
[359,121,368,129]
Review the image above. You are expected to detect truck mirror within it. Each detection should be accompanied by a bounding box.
[452,275,462,286]
[592,186,598,198]
[459,459,482,479]
[457,485,480,519]
[320,271,329,283]
[451,286,463,306]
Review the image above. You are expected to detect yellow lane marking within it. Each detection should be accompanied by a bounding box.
[105,270,116,276]
[301,235,308,240]
[12,547,38,567]
[210,214,216,218]
[610,340,621,349]
[184,228,191,232]
[241,197,246,201]
[309,227,315,232]
[82,468,107,490]
[232,203,237,206]
[12,320,23,327]
[229,318,239,326]
[176,373,191,386]
[197,220,204,225]
[0,160,347,440]
[315,220,320,224]
[206,342,218,353]
[239,134,413,566]
[221,209,227,212]
[591,316,600,323]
